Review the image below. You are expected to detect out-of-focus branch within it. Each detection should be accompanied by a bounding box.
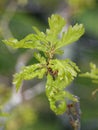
[23,82,45,101]
[6,50,32,108]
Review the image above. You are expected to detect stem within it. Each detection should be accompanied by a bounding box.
[67,96,81,130]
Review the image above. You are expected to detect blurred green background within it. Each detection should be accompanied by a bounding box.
[0,0,98,130]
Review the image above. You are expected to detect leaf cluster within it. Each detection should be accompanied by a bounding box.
[3,14,84,58]
[2,14,85,114]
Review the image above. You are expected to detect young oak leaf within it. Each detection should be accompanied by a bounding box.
[56,23,85,49]
[34,53,46,64]
[48,59,80,81]
[46,59,80,114]
[46,74,77,114]
[32,26,49,45]
[46,14,66,43]
[80,63,98,83]
[80,63,98,97]
[3,34,47,52]
[13,64,47,91]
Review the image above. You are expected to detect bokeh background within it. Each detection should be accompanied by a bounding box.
[0,0,98,130]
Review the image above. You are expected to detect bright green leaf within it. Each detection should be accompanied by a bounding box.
[13,64,46,91]
[56,24,85,49]
[3,34,47,52]
[80,63,98,83]
[46,73,78,114]
[46,14,66,44]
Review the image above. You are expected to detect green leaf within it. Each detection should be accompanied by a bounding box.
[55,49,64,55]
[56,23,85,49]
[46,74,66,114]
[46,74,77,114]
[2,14,85,54]
[3,38,19,48]
[32,26,49,45]
[13,63,46,91]
[80,63,98,83]
[48,14,65,33]
[46,59,79,114]
[49,59,80,81]
[80,63,98,98]
[3,34,47,52]
[33,26,46,39]
[46,14,66,44]
[34,53,46,64]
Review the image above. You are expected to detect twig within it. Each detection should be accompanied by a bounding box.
[67,96,81,130]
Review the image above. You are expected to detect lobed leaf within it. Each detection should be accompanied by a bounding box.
[80,63,98,83]
[46,74,77,114]
[32,26,49,45]
[2,15,85,54]
[80,63,98,97]
[34,53,46,64]
[46,14,66,44]
[56,24,85,49]
[13,64,46,91]
[46,59,79,114]
[49,59,80,81]
[3,34,47,52]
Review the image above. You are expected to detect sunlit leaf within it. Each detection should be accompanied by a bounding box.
[56,24,85,49]
[46,59,80,114]
[13,63,46,91]
[46,14,66,43]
